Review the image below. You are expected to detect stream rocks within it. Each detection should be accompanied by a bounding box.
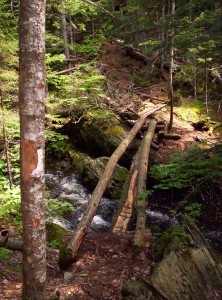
[70,150,129,198]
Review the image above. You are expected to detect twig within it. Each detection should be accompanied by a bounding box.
[81,0,114,17]
[0,92,13,188]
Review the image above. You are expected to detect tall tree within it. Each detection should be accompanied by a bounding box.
[19,0,46,299]
[168,0,175,131]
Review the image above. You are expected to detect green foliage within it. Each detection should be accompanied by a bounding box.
[46,53,71,89]
[72,34,106,57]
[0,109,21,227]
[150,145,222,219]
[137,190,154,202]
[173,98,207,123]
[170,200,202,220]
[0,248,13,261]
[0,181,21,226]
[0,0,18,95]
[46,198,75,220]
[46,62,109,128]
[46,221,69,249]
[45,130,72,157]
[151,145,222,191]
[161,225,188,241]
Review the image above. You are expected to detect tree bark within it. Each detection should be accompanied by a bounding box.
[168,0,175,131]
[60,109,163,267]
[133,119,157,251]
[61,7,72,70]
[19,0,46,298]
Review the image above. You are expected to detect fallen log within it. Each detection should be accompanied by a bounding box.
[158,132,181,140]
[59,107,165,268]
[124,45,148,64]
[0,236,23,251]
[142,124,165,132]
[112,150,141,233]
[151,142,159,151]
[133,119,157,251]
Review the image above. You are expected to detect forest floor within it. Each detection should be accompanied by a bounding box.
[0,232,153,299]
[1,42,222,299]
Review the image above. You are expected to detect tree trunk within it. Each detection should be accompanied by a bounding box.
[160,0,166,72]
[133,119,157,251]
[205,56,209,115]
[59,109,163,268]
[61,7,72,70]
[19,0,46,298]
[168,0,175,131]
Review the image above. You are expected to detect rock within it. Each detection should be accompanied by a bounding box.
[46,222,69,249]
[70,150,129,198]
[64,118,140,166]
[64,272,74,281]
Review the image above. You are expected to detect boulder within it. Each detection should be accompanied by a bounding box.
[70,150,129,199]
[64,119,140,166]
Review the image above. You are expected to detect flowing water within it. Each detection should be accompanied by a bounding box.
[45,167,222,251]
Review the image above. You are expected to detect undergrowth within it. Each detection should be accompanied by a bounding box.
[150,144,222,220]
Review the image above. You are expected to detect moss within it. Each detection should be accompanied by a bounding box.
[105,124,125,138]
[46,221,68,249]
[69,149,90,174]
[69,149,129,198]
[111,167,129,198]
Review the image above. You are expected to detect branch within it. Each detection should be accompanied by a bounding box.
[81,0,115,18]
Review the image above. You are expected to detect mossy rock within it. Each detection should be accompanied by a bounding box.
[65,119,124,156]
[46,221,69,249]
[64,119,139,166]
[70,150,129,198]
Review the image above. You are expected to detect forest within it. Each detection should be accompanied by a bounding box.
[0,0,222,299]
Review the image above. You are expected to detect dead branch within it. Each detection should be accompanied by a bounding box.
[55,66,79,75]
[124,45,148,64]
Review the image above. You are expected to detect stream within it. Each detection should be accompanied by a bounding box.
[45,165,222,252]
